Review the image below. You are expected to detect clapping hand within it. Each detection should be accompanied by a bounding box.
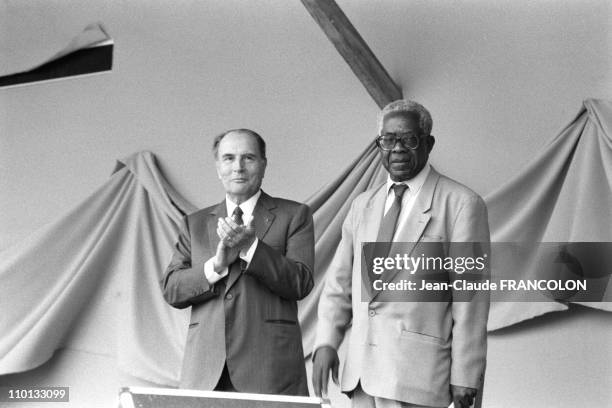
[213,217,256,271]
[213,239,240,272]
[217,217,256,250]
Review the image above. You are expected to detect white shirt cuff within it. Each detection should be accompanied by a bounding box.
[204,257,228,284]
[239,237,259,267]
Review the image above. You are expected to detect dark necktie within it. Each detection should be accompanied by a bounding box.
[367,184,409,290]
[232,206,244,225]
[376,184,409,243]
[227,206,245,284]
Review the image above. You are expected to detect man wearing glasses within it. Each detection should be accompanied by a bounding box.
[313,100,490,408]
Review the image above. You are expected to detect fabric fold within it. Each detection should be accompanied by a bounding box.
[0,153,189,384]
[485,99,612,329]
[300,142,386,356]
[1,99,610,383]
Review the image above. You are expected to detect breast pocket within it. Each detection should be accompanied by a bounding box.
[415,236,447,260]
[421,234,445,242]
[265,242,286,255]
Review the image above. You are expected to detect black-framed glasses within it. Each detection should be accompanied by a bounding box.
[376,132,423,151]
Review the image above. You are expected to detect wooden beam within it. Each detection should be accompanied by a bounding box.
[301,0,402,108]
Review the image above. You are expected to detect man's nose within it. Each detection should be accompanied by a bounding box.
[232,158,245,171]
[392,139,408,152]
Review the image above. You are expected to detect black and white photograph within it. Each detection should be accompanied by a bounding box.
[1,1,611,407]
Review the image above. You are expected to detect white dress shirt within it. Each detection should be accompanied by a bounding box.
[203,190,261,284]
[383,163,431,240]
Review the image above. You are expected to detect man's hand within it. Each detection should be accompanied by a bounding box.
[451,385,477,408]
[217,217,256,251]
[312,346,339,398]
[213,240,239,272]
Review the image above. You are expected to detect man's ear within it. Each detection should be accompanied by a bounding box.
[426,135,436,153]
[215,162,222,179]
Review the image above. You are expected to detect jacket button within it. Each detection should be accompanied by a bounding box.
[226,293,233,300]
[369,310,376,317]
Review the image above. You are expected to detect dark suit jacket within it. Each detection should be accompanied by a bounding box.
[161,191,314,395]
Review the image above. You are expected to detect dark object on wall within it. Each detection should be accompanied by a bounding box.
[0,22,113,89]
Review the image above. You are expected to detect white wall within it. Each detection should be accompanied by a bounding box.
[485,305,612,407]
[340,0,612,195]
[1,1,611,407]
[0,0,377,251]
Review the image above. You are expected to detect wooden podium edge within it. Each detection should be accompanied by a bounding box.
[118,386,331,408]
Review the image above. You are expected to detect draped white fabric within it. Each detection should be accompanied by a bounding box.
[0,153,193,384]
[1,99,610,382]
[486,99,612,329]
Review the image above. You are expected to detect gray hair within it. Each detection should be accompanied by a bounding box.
[377,100,433,136]
[212,128,267,159]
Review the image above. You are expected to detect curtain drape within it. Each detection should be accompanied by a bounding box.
[485,99,612,329]
[1,99,610,384]
[0,154,193,384]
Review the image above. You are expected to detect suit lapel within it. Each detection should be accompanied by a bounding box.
[252,192,276,241]
[361,184,388,242]
[371,168,440,301]
[225,191,275,293]
[360,185,387,298]
[392,168,439,256]
[207,200,226,257]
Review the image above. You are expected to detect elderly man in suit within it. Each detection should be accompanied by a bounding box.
[312,100,490,408]
[161,128,314,396]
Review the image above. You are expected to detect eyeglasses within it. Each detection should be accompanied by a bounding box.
[376,132,423,151]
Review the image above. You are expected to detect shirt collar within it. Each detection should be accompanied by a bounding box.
[225,190,261,219]
[385,163,431,196]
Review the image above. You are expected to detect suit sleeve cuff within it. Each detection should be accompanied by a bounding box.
[311,343,339,361]
[313,330,343,356]
[204,257,228,284]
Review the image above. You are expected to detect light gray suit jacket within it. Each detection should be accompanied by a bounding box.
[314,167,490,407]
[161,192,314,395]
